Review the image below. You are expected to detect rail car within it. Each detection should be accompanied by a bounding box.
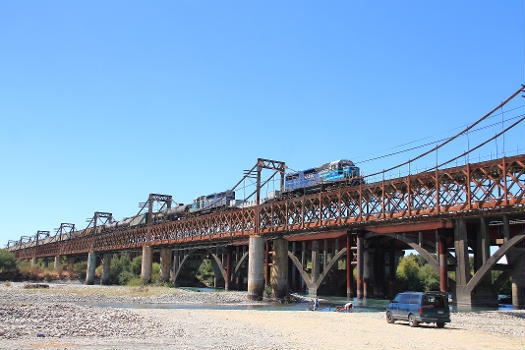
[284,159,361,196]
[191,190,236,213]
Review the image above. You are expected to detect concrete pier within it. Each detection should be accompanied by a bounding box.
[346,235,353,299]
[141,246,153,283]
[54,255,61,271]
[454,219,472,308]
[100,254,111,285]
[511,255,525,308]
[356,234,363,299]
[31,257,37,268]
[247,236,265,300]
[85,252,96,285]
[159,248,171,282]
[271,238,288,298]
[309,240,320,296]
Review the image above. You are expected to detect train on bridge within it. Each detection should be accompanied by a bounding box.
[9,159,362,250]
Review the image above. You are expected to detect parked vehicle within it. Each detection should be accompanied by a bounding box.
[386,292,450,328]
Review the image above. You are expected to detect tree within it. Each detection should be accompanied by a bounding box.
[396,254,423,291]
[0,249,16,271]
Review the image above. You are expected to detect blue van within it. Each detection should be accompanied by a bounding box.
[386,292,450,328]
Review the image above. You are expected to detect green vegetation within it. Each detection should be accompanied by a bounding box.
[0,249,17,271]
[196,258,215,286]
[396,254,440,292]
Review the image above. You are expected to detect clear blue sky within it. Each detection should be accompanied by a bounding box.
[1,1,524,246]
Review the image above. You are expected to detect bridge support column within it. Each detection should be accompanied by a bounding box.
[438,236,448,292]
[264,242,270,286]
[363,249,371,299]
[170,249,179,284]
[356,234,363,299]
[54,255,61,271]
[454,219,472,309]
[346,235,353,299]
[309,240,320,296]
[212,258,221,288]
[141,246,153,283]
[271,238,288,298]
[247,236,265,300]
[101,254,111,285]
[31,257,37,268]
[85,252,96,285]
[159,248,171,282]
[511,255,525,309]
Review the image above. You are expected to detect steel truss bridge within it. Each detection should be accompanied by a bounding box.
[6,86,525,308]
[10,154,525,258]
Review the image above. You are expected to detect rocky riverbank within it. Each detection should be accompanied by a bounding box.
[0,281,252,305]
[0,282,523,349]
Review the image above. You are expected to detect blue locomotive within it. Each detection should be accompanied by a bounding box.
[191,190,236,212]
[284,159,361,194]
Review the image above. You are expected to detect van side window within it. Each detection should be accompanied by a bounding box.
[409,295,420,305]
[399,294,410,304]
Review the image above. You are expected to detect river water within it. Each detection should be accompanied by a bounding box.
[89,286,514,313]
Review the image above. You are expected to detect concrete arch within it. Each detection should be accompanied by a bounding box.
[232,251,249,279]
[365,232,439,272]
[364,232,456,291]
[210,253,227,282]
[172,250,195,282]
[288,248,347,295]
[466,235,525,293]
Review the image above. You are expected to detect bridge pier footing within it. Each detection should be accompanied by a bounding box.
[141,246,153,283]
[85,252,96,285]
[247,236,265,300]
[159,248,171,282]
[101,254,111,285]
[271,238,288,298]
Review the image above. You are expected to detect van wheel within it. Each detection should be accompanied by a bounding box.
[386,311,394,324]
[436,322,445,328]
[408,314,418,327]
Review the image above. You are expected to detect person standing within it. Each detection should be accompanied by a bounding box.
[313,298,320,311]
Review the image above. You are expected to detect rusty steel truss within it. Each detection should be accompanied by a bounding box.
[13,155,525,259]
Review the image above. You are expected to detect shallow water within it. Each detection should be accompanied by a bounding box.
[87,287,514,313]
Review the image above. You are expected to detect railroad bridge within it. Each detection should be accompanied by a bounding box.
[7,89,525,309]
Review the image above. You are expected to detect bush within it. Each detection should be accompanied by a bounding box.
[73,261,87,278]
[418,264,440,291]
[196,259,214,286]
[151,262,161,283]
[109,254,133,284]
[118,270,136,285]
[95,265,103,278]
[131,256,142,276]
[396,255,423,291]
[0,249,16,271]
